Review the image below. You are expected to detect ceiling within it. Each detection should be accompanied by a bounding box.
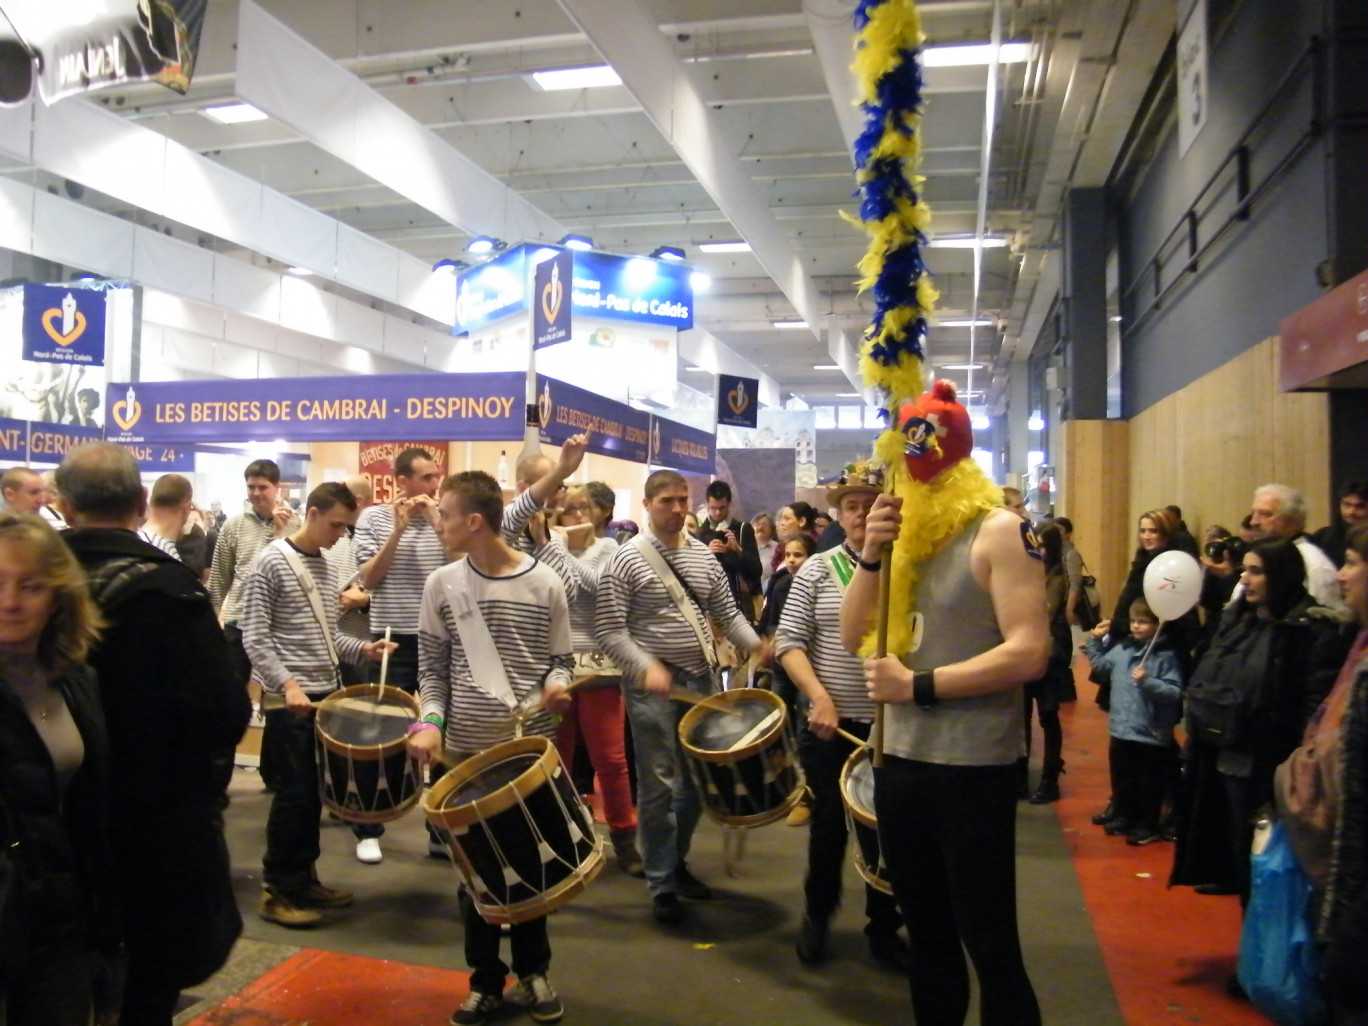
[2,0,1177,412]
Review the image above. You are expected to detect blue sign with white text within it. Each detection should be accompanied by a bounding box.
[535,375,650,463]
[572,251,693,330]
[22,284,106,366]
[649,415,715,475]
[533,249,574,349]
[119,443,198,472]
[716,373,759,429]
[456,247,531,332]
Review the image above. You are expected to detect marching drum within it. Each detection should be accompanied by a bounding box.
[678,688,804,828]
[839,745,892,895]
[314,684,423,824]
[423,736,603,925]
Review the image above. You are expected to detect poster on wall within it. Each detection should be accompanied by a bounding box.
[716,409,818,490]
[0,283,110,429]
[358,441,449,505]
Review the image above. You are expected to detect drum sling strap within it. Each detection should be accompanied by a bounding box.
[631,533,718,669]
[820,546,856,596]
[438,559,518,710]
[270,538,340,672]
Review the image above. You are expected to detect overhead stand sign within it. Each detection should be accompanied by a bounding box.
[535,374,649,463]
[649,415,715,475]
[104,371,525,444]
[715,373,759,429]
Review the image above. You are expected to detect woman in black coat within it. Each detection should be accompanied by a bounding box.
[0,514,116,1025]
[1108,508,1201,670]
[1170,536,1354,902]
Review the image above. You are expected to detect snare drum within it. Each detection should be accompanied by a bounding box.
[839,745,892,895]
[423,736,604,925]
[314,684,423,824]
[678,688,804,828]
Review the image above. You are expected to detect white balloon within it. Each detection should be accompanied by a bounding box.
[1142,550,1203,622]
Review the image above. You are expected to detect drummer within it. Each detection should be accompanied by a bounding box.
[773,460,908,970]
[408,470,573,1026]
[241,482,395,929]
[594,469,771,926]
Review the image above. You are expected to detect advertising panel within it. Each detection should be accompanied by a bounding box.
[649,415,715,475]
[715,373,759,429]
[358,441,450,505]
[535,375,649,463]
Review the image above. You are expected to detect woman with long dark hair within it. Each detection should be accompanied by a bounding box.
[1171,536,1353,902]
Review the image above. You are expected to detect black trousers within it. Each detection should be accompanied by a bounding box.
[875,756,1040,1026]
[261,704,324,894]
[372,631,419,693]
[462,895,551,995]
[798,719,901,936]
[1109,737,1174,833]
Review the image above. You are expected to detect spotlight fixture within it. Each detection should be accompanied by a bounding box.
[559,233,594,251]
[432,258,468,273]
[650,246,686,261]
[466,236,503,255]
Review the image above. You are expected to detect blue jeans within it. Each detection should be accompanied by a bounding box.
[624,667,715,896]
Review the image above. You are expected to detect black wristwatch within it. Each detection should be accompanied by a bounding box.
[855,553,883,572]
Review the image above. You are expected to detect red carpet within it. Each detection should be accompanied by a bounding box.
[186,949,473,1026]
[1056,663,1271,1025]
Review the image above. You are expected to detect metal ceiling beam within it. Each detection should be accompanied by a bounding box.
[555,0,845,379]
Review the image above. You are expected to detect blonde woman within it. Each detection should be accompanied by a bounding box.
[557,482,643,876]
[0,514,112,1025]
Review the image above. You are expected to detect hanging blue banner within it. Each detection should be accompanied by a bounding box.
[716,373,759,429]
[535,375,649,463]
[649,415,715,475]
[118,442,198,472]
[533,248,574,349]
[572,251,693,330]
[22,284,107,366]
[26,421,103,464]
[103,371,525,444]
[0,419,28,463]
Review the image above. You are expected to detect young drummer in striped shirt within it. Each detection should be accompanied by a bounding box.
[774,464,909,971]
[241,482,395,928]
[409,471,574,1026]
[594,469,772,926]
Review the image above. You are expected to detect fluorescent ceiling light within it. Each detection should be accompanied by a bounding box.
[772,320,808,330]
[921,42,1033,68]
[927,236,1009,249]
[812,363,839,370]
[559,233,594,251]
[1028,414,1046,431]
[286,266,311,276]
[836,392,860,398]
[685,365,712,373]
[698,240,751,253]
[938,363,986,370]
[532,65,622,91]
[937,319,996,328]
[971,414,991,430]
[201,102,268,124]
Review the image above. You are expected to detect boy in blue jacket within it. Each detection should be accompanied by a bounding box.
[1084,598,1185,846]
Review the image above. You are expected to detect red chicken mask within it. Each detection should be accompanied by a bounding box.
[897,380,974,483]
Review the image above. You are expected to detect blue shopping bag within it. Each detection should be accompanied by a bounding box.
[1236,821,1326,1026]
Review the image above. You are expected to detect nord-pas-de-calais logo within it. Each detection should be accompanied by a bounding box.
[111,385,142,432]
[650,419,662,463]
[727,378,750,417]
[44,292,88,347]
[541,259,563,324]
[536,381,554,430]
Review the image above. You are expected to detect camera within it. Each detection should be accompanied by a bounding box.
[1204,536,1246,565]
[698,528,727,546]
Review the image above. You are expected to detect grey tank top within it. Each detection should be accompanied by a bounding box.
[882,512,1025,766]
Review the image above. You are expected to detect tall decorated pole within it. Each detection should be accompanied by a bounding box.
[848,0,1004,761]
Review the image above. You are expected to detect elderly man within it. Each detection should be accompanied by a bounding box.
[57,443,250,1026]
[1220,483,1348,614]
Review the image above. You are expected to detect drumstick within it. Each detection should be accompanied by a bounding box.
[667,686,741,713]
[378,625,393,690]
[836,726,869,749]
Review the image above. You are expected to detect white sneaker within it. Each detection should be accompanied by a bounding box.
[355,837,383,864]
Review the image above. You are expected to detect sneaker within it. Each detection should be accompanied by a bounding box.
[1102,817,1133,836]
[786,803,812,826]
[652,892,683,925]
[355,837,383,864]
[868,931,911,973]
[508,973,563,1024]
[1125,827,1162,846]
[795,914,828,965]
[259,890,321,928]
[675,861,712,900]
[294,881,354,908]
[451,989,503,1026]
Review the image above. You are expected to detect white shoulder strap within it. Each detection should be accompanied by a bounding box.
[438,559,517,709]
[632,533,718,668]
[270,538,339,668]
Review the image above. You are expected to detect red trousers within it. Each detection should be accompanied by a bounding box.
[554,682,637,834]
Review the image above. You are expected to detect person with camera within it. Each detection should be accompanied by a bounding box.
[700,481,762,621]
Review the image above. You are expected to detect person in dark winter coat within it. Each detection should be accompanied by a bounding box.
[1108,508,1201,671]
[1170,536,1354,903]
[0,513,118,1026]
[56,443,250,1026]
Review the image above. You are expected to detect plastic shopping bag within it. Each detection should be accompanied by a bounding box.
[1236,820,1326,1026]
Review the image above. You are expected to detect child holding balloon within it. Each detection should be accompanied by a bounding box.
[1084,598,1186,845]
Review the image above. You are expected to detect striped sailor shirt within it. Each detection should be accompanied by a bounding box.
[353,501,447,634]
[208,508,299,622]
[501,488,580,603]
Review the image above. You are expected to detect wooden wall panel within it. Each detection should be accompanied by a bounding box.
[1060,419,1131,614]
[1128,335,1330,546]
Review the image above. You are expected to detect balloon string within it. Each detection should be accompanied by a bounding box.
[1137,620,1164,673]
